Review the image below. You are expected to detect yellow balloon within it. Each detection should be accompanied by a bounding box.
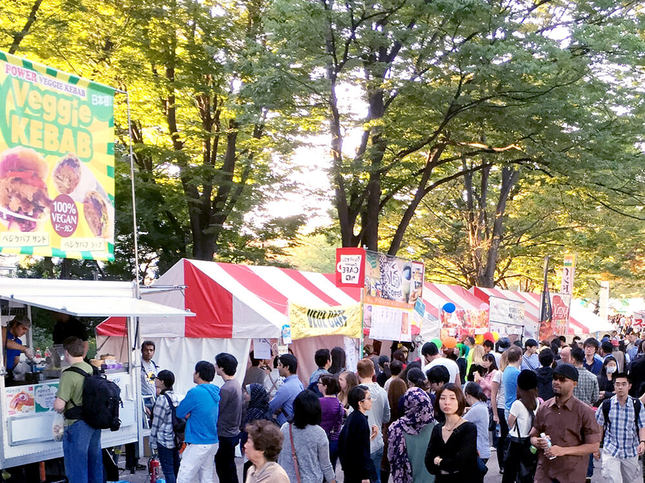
[475,334,484,345]
[492,331,500,342]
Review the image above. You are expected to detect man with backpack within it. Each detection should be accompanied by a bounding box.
[176,361,221,483]
[53,336,103,483]
[595,372,645,482]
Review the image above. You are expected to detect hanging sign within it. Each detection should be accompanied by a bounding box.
[335,247,366,287]
[0,51,115,260]
[288,303,362,340]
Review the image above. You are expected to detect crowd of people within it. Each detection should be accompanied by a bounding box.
[55,325,645,483]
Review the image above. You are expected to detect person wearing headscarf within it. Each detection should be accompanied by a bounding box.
[387,387,435,482]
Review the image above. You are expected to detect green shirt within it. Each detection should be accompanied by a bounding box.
[57,361,93,426]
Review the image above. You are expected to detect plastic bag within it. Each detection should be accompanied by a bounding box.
[52,413,64,441]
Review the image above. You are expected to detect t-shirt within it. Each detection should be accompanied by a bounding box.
[424,358,460,385]
[503,366,520,411]
[464,401,491,459]
[218,378,243,438]
[362,382,390,454]
[509,398,539,438]
[57,361,94,426]
[493,369,505,409]
[53,317,88,344]
[141,358,158,397]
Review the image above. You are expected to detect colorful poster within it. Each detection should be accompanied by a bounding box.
[0,51,115,260]
[34,382,58,412]
[6,385,35,415]
[364,251,424,308]
[335,247,366,287]
[289,303,362,340]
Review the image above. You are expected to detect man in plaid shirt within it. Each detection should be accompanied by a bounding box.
[572,347,599,405]
[595,373,645,483]
[150,370,181,483]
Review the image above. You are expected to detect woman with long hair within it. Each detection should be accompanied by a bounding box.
[475,353,498,400]
[278,390,336,483]
[329,347,346,375]
[382,377,409,482]
[318,375,344,469]
[388,388,435,482]
[490,349,510,473]
[596,355,618,405]
[338,370,358,411]
[502,370,539,483]
[425,384,478,482]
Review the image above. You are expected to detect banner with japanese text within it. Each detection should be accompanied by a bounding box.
[289,303,362,340]
[0,51,115,260]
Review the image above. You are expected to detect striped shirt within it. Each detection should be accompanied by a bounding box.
[150,391,179,449]
[596,395,645,458]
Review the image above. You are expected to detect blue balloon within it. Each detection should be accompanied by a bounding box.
[442,302,456,313]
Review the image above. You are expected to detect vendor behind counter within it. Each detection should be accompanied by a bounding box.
[2,315,34,371]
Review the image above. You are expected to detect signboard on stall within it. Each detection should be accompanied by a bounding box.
[0,51,115,260]
[362,250,424,341]
[440,307,489,338]
[289,303,362,340]
[335,247,366,287]
[489,296,525,328]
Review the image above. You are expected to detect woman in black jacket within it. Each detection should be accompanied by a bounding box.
[425,383,479,482]
[596,355,618,405]
[338,385,377,483]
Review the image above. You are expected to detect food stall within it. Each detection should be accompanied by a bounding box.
[0,277,192,469]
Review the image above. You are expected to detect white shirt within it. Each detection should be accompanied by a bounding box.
[509,398,539,438]
[493,370,505,409]
[423,357,460,385]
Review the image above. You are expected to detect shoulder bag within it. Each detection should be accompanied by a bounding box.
[289,423,302,483]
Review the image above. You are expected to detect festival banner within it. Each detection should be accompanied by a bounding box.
[560,254,576,295]
[0,51,115,260]
[489,296,525,328]
[289,303,362,340]
[440,307,489,338]
[551,293,571,336]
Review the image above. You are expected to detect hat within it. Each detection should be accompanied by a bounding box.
[442,336,457,349]
[496,337,511,352]
[517,369,538,390]
[155,369,175,388]
[553,363,578,382]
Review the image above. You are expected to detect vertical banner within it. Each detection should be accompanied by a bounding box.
[599,281,610,324]
[0,51,115,260]
[561,254,576,295]
[335,247,366,287]
[551,293,571,336]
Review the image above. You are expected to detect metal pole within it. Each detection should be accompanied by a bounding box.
[125,91,141,299]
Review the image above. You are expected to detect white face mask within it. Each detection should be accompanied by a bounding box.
[606,365,617,374]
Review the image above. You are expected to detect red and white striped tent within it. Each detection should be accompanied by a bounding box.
[472,287,611,336]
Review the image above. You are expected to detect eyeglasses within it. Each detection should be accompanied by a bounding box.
[553,375,569,382]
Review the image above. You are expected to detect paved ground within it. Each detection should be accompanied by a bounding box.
[112,450,610,482]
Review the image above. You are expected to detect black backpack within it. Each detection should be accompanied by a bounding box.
[64,366,122,431]
[163,393,186,447]
[600,396,642,446]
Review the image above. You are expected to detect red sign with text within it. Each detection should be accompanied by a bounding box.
[335,248,366,287]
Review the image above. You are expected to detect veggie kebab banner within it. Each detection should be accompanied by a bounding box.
[0,51,115,260]
[288,303,363,340]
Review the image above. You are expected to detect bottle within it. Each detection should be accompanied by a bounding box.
[540,432,556,460]
[36,348,42,359]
